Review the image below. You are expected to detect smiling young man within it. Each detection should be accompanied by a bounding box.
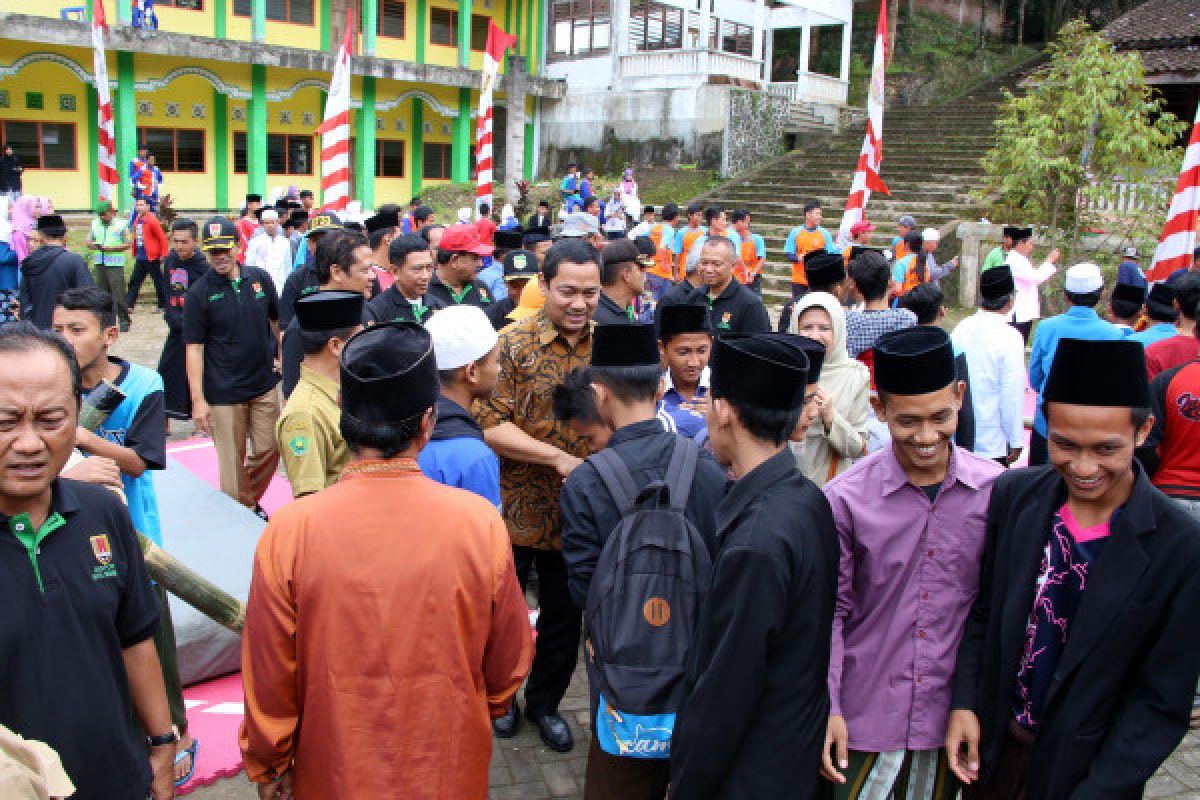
[658,302,713,444]
[0,322,176,800]
[367,233,444,325]
[821,326,1003,800]
[947,337,1200,799]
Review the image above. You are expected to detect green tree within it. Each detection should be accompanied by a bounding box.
[980,19,1185,252]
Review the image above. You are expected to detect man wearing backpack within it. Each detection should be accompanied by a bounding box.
[670,333,839,800]
[560,323,727,798]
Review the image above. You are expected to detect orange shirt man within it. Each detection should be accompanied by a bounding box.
[240,322,532,800]
[783,199,837,297]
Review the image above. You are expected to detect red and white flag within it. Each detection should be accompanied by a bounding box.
[1148,104,1200,282]
[316,13,354,212]
[475,21,518,215]
[91,0,119,206]
[837,0,891,246]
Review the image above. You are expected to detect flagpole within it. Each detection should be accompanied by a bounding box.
[91,0,119,207]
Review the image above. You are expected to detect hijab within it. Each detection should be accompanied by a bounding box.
[789,291,868,405]
[10,196,39,262]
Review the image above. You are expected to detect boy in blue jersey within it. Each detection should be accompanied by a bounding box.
[52,286,197,786]
[419,306,503,508]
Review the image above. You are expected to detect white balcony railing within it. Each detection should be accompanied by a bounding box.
[616,49,763,84]
[795,71,848,106]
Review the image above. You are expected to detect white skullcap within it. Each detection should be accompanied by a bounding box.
[425,305,499,371]
[922,227,940,241]
[1064,262,1104,294]
[260,209,279,222]
[457,207,473,224]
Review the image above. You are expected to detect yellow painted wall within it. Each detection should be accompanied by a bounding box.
[152,1,217,38]
[133,69,219,208]
[0,43,91,208]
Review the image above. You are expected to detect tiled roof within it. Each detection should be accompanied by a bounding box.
[1137,45,1200,75]
[1106,0,1200,48]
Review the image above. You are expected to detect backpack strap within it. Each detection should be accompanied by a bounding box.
[663,438,700,514]
[589,449,639,517]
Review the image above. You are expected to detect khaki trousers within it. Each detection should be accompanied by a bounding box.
[210,389,280,508]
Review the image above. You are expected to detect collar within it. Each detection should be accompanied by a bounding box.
[1065,305,1099,320]
[1045,461,1157,539]
[716,448,796,535]
[879,443,981,496]
[5,478,87,522]
[664,366,710,395]
[535,311,591,347]
[608,418,666,446]
[81,357,130,394]
[298,364,339,403]
[710,280,740,303]
[599,292,632,318]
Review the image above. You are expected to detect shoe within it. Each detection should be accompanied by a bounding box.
[492,699,520,738]
[252,504,269,521]
[527,711,573,752]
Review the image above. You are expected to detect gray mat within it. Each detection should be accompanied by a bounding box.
[153,458,264,686]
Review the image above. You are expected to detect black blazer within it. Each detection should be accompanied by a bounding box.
[953,464,1200,798]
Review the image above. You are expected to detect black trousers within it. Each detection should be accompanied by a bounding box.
[513,545,581,717]
[585,738,669,800]
[1013,319,1033,344]
[127,257,167,309]
[1028,429,1048,466]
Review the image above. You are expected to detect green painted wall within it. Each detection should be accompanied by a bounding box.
[252,0,266,42]
[416,0,428,64]
[321,0,332,51]
[524,117,535,181]
[213,90,229,211]
[457,0,471,68]
[114,50,136,214]
[248,64,267,196]
[214,0,226,38]
[356,77,378,209]
[361,0,378,55]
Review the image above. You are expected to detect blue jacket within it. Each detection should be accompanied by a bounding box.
[418,396,501,509]
[1029,306,1125,435]
[1117,260,1147,288]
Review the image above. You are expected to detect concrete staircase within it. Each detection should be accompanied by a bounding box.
[700,58,1037,306]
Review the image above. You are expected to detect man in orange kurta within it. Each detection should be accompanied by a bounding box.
[239,321,533,800]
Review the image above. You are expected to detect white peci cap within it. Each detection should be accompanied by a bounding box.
[922,227,940,242]
[1064,262,1105,294]
[425,305,499,371]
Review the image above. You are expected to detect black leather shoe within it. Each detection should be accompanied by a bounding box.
[528,712,573,752]
[492,700,520,738]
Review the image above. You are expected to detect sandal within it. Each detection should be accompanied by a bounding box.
[174,737,199,788]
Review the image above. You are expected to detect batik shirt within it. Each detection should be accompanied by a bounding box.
[1013,505,1112,731]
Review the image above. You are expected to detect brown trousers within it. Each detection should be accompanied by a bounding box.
[210,389,280,508]
[584,738,669,800]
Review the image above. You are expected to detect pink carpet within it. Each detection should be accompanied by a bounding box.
[166,437,294,515]
[178,674,247,795]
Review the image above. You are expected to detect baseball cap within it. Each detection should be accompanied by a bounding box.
[426,305,499,371]
[559,211,600,238]
[849,221,876,237]
[1064,262,1105,294]
[439,223,495,256]
[503,249,540,280]
[306,210,342,236]
[201,216,238,250]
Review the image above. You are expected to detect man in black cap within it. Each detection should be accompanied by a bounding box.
[485,249,540,330]
[594,238,647,325]
[523,227,554,267]
[486,230,525,301]
[952,265,1026,465]
[280,228,373,398]
[670,332,838,800]
[279,211,369,329]
[695,236,770,334]
[286,209,309,262]
[368,233,444,325]
[981,226,1019,273]
[1108,281,1146,333]
[276,291,364,498]
[1130,282,1180,348]
[821,327,1001,800]
[559,323,727,799]
[948,338,1200,799]
[528,199,553,231]
[240,322,532,799]
[18,213,93,329]
[183,215,281,515]
[364,209,400,280]
[658,302,713,444]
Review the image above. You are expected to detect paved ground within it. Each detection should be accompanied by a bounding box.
[111,304,1200,800]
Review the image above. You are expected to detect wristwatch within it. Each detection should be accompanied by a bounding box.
[146,730,180,748]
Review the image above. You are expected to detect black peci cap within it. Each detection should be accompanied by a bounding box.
[339,322,440,425]
[294,290,365,332]
[1043,338,1150,408]
[873,326,956,395]
[804,251,846,288]
[503,249,540,279]
[591,323,661,368]
[980,264,1016,300]
[710,333,810,411]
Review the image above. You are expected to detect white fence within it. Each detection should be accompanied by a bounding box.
[617,49,764,83]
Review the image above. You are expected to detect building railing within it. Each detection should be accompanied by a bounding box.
[796,71,848,105]
[617,48,763,83]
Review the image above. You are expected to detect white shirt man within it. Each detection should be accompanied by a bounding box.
[951,264,1027,464]
[1005,230,1059,326]
[245,209,294,292]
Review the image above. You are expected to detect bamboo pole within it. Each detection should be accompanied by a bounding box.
[138,533,246,635]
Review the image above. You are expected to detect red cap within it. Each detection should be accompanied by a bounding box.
[849,221,876,237]
[438,223,494,256]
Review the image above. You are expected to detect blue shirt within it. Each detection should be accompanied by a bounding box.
[1029,306,1125,435]
[1129,322,1179,349]
[659,375,709,444]
[417,397,502,509]
[1116,260,1146,288]
[475,259,508,302]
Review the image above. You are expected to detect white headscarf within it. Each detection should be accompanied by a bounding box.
[457,207,473,224]
[500,203,515,221]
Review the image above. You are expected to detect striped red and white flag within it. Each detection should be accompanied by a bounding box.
[475,21,518,215]
[837,0,891,246]
[1148,104,1200,282]
[91,0,119,206]
[316,14,354,212]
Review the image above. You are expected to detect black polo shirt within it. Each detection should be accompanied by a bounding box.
[366,285,445,324]
[426,272,495,309]
[706,279,770,334]
[182,265,280,405]
[279,264,320,329]
[0,479,160,800]
[485,295,517,329]
[593,291,636,325]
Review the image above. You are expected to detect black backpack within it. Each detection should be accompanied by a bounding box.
[584,437,712,759]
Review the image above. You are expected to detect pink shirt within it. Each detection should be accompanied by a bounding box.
[822,445,1003,752]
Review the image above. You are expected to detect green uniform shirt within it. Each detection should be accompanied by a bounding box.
[981,246,1007,273]
[276,364,347,497]
[90,218,128,268]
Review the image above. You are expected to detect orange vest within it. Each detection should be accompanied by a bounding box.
[676,227,706,274]
[648,223,676,280]
[899,254,924,294]
[788,228,829,285]
[736,238,763,284]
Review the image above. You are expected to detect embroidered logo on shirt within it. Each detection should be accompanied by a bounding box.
[252,281,266,299]
[718,312,732,330]
[208,292,225,302]
[288,435,310,457]
[90,534,118,580]
[1177,392,1200,421]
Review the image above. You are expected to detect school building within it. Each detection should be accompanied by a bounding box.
[0,0,564,211]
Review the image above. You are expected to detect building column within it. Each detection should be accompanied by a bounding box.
[252,0,266,43]
[610,0,630,88]
[528,0,542,74]
[452,87,472,184]
[114,51,137,214]
[752,0,767,79]
[214,0,227,38]
[458,0,472,67]
[798,22,810,77]
[213,89,229,210]
[416,0,428,63]
[411,98,424,195]
[248,64,267,198]
[504,54,527,204]
[321,0,333,51]
[524,116,535,181]
[86,85,100,211]
[839,21,852,84]
[117,0,132,24]
[356,77,377,208]
[362,0,378,54]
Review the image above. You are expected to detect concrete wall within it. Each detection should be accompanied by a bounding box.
[538,83,731,175]
[722,89,787,177]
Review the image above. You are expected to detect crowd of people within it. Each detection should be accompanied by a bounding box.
[1,168,1200,800]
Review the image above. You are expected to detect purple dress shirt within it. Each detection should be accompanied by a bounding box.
[822,445,1003,752]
